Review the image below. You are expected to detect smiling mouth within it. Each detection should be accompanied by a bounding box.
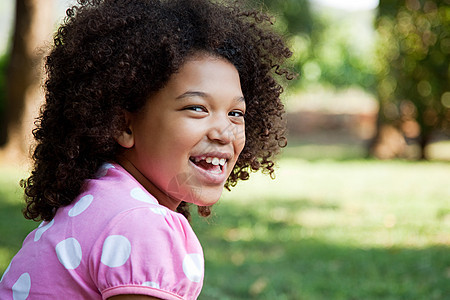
[189,156,227,174]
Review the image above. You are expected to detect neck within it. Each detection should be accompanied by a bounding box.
[116,155,181,212]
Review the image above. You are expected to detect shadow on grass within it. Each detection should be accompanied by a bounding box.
[192,200,450,300]
[1,186,448,300]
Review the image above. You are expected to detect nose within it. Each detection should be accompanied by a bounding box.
[207,116,239,145]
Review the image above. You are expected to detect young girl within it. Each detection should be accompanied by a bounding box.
[0,0,292,299]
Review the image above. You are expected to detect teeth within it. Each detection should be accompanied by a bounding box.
[191,156,228,166]
[211,157,220,166]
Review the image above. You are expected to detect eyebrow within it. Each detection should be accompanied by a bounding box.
[176,91,245,102]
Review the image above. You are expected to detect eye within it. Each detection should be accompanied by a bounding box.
[229,110,245,118]
[184,105,207,113]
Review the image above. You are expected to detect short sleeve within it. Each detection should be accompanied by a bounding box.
[88,206,204,300]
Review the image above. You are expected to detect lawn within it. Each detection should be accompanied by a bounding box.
[1,157,449,299]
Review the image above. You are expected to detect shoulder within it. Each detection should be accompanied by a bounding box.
[97,204,200,253]
[84,164,204,299]
[88,206,204,299]
[77,162,203,260]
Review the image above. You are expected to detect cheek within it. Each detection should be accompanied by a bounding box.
[234,126,246,154]
[171,119,204,143]
[156,122,200,159]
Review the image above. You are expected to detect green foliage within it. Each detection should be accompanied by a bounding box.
[376,0,450,141]
[250,0,378,91]
[0,54,7,113]
[306,9,378,90]
[0,53,8,145]
[252,0,314,35]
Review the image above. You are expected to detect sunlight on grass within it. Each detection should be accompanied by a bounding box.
[194,158,450,299]
[0,166,27,204]
[426,140,450,161]
[0,166,36,276]
[219,159,449,248]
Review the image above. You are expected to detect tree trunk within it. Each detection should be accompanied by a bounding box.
[418,130,432,160]
[0,0,54,166]
[368,108,407,159]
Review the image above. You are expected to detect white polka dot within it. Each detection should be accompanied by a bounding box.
[12,273,31,300]
[101,235,131,268]
[95,163,115,178]
[142,281,160,289]
[68,194,94,217]
[0,261,11,283]
[55,238,82,270]
[182,253,204,283]
[149,206,167,216]
[34,219,54,242]
[130,187,158,204]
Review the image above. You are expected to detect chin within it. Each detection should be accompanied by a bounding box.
[186,187,223,207]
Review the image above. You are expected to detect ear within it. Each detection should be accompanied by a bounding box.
[115,111,135,149]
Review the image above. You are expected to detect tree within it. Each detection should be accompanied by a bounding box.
[251,0,380,93]
[372,0,450,159]
[248,0,315,88]
[0,0,54,164]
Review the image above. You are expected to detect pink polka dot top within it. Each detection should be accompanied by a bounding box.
[0,163,204,299]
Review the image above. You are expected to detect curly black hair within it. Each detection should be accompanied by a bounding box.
[22,0,294,222]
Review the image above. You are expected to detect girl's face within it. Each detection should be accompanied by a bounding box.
[118,54,246,210]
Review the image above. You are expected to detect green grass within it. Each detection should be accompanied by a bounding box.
[0,167,35,269]
[1,158,449,299]
[192,159,450,299]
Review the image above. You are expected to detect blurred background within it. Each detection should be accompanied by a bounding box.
[0,0,449,299]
